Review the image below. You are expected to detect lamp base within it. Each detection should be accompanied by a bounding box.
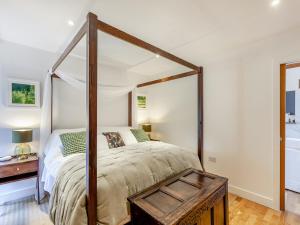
[15,143,31,160]
[18,154,29,160]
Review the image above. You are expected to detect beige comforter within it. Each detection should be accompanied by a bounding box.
[49,141,202,225]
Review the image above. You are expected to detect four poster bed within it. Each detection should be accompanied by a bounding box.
[40,12,227,225]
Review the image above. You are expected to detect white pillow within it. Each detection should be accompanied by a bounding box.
[44,128,109,159]
[97,134,109,151]
[99,126,138,146]
[44,127,137,159]
[118,130,138,145]
[44,128,85,156]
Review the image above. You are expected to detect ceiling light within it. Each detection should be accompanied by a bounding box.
[155,54,160,58]
[271,0,280,7]
[67,20,74,26]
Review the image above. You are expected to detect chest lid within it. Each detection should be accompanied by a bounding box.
[128,168,228,224]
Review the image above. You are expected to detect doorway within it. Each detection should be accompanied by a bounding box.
[280,63,300,214]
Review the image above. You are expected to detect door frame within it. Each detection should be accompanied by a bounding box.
[280,63,286,211]
[280,62,300,210]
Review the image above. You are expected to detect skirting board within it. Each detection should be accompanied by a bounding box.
[229,184,273,209]
[0,185,36,205]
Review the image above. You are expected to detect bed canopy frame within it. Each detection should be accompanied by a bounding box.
[49,12,203,225]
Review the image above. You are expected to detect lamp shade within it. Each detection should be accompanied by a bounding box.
[12,129,33,143]
[142,124,152,132]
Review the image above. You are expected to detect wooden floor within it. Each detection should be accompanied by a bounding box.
[229,193,300,225]
[1,193,300,225]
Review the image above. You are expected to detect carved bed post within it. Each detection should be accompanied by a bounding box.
[86,12,98,225]
[128,91,132,126]
[198,67,204,169]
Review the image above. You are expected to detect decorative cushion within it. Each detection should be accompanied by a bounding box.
[102,132,125,149]
[99,127,138,145]
[130,129,150,142]
[44,128,85,156]
[60,131,86,156]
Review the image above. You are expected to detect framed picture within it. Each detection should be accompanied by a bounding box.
[137,95,146,109]
[8,79,40,107]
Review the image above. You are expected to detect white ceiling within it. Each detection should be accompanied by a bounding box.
[1,0,300,76]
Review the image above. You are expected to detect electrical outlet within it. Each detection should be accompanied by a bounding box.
[208,156,216,163]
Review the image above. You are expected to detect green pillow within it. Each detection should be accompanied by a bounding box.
[130,129,150,142]
[60,131,86,156]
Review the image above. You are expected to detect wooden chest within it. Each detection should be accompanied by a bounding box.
[128,169,228,225]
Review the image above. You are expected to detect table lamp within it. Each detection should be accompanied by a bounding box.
[12,129,32,160]
[142,124,152,138]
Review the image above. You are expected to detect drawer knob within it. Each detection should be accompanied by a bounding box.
[17,167,20,171]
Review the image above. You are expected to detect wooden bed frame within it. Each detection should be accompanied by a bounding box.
[49,12,203,225]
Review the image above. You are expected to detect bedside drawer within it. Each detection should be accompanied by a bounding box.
[0,160,38,179]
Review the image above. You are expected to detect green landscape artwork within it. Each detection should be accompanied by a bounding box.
[11,83,35,104]
[137,95,146,108]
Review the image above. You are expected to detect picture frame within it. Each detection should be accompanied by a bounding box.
[137,95,147,109]
[8,78,40,107]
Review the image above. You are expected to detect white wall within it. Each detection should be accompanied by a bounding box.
[0,41,53,156]
[133,25,300,210]
[136,76,198,152]
[0,40,138,203]
[203,26,300,210]
[52,65,134,129]
[203,59,242,198]
[0,41,54,203]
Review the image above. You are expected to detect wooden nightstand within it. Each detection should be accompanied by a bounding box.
[0,154,40,204]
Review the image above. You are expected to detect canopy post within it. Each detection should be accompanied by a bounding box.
[86,12,98,225]
[128,91,132,126]
[198,67,204,169]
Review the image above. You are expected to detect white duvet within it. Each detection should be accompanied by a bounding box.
[42,128,202,225]
[49,141,202,225]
